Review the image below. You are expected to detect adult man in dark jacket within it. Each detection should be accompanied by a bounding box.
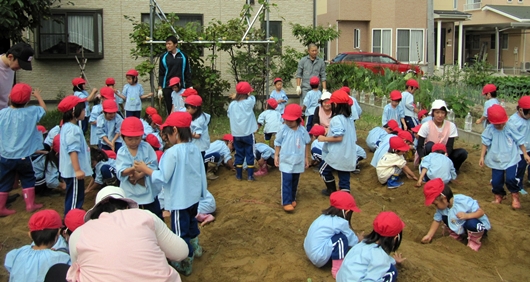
[158,36,192,114]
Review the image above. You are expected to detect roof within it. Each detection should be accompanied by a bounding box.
[434,10,471,16]
[482,5,530,22]
[434,10,471,20]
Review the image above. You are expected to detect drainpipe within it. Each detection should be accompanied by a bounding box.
[313,0,316,28]
[524,29,527,71]
[427,0,435,75]
[458,21,463,69]
[495,27,500,72]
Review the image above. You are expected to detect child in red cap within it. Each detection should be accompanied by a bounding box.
[185,95,211,174]
[421,178,491,251]
[257,98,282,147]
[5,209,71,281]
[204,134,235,178]
[274,104,311,212]
[304,191,361,278]
[508,95,530,195]
[480,104,529,209]
[134,111,208,275]
[366,120,400,152]
[228,81,259,180]
[72,77,98,134]
[97,99,124,152]
[270,77,288,114]
[416,143,456,187]
[0,83,47,216]
[383,90,406,130]
[63,208,86,242]
[417,109,431,124]
[336,211,406,282]
[376,136,418,189]
[58,95,93,216]
[168,77,185,112]
[303,76,322,132]
[89,87,119,146]
[86,147,118,193]
[309,124,326,166]
[400,79,420,130]
[119,69,153,118]
[476,83,500,128]
[105,77,125,115]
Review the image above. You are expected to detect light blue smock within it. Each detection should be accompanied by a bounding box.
[274,124,311,173]
[227,95,258,137]
[257,109,282,134]
[322,115,358,171]
[481,122,523,170]
[434,194,491,235]
[59,122,93,178]
[0,106,45,158]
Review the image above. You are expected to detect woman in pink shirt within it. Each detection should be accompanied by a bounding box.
[64,186,189,281]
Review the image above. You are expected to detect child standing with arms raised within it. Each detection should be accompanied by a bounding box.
[274,104,311,212]
[228,82,258,181]
[0,83,46,216]
[134,112,207,276]
[319,90,357,196]
[119,69,153,118]
[72,77,97,134]
[382,90,406,130]
[58,95,93,215]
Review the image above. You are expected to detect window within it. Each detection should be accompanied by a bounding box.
[354,29,361,49]
[372,29,391,56]
[37,9,103,59]
[508,0,513,3]
[502,34,509,49]
[262,21,282,53]
[454,0,458,9]
[396,29,424,63]
[141,13,203,30]
[464,0,481,11]
[472,35,480,49]
[518,0,523,3]
[491,34,496,49]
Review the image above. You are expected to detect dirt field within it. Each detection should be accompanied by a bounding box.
[2,128,530,282]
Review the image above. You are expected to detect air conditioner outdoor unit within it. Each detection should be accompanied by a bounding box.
[524,62,530,72]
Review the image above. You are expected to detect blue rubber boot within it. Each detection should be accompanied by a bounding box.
[387,174,404,189]
[235,166,243,180]
[190,237,203,257]
[247,166,255,181]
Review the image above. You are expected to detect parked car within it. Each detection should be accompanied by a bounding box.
[330,52,422,75]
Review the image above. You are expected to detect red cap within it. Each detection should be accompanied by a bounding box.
[156,151,164,163]
[105,77,115,85]
[267,98,278,109]
[145,106,158,116]
[406,79,419,89]
[52,134,60,153]
[423,178,445,206]
[309,76,320,85]
[330,90,352,105]
[398,130,413,143]
[373,211,405,237]
[282,104,303,121]
[126,69,139,77]
[185,95,203,107]
[390,90,402,101]
[386,120,399,131]
[120,117,144,137]
[100,87,115,100]
[102,99,118,113]
[10,83,32,104]
[58,95,86,113]
[330,191,361,212]
[103,150,117,159]
[151,114,163,126]
[309,124,326,136]
[28,209,63,231]
[36,125,47,134]
[146,134,161,149]
[169,77,181,87]
[389,136,410,152]
[340,86,351,94]
[72,77,86,87]
[236,81,254,95]
[482,84,497,95]
[518,96,530,109]
[417,109,428,119]
[162,112,192,128]
[222,134,234,142]
[432,143,447,153]
[181,88,198,97]
[64,209,86,232]
[273,77,283,84]
[411,124,422,133]
[487,104,508,124]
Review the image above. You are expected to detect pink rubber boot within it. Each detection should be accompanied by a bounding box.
[0,192,16,217]
[467,230,484,251]
[331,259,343,278]
[443,225,462,241]
[254,164,268,176]
[23,188,43,212]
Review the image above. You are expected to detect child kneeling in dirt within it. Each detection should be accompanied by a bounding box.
[336,211,406,282]
[376,136,418,189]
[416,143,456,187]
[304,191,361,278]
[421,178,491,251]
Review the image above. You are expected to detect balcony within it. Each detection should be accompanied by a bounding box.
[464,1,482,11]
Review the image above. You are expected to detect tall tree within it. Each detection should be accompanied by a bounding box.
[0,0,62,41]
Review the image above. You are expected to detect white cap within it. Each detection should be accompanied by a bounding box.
[84,186,138,222]
[320,92,332,101]
[429,99,449,115]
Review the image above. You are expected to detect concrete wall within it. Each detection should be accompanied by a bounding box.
[17,0,313,100]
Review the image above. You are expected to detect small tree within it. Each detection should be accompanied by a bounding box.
[290,23,341,49]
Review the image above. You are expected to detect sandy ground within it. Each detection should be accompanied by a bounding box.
[2,129,530,282]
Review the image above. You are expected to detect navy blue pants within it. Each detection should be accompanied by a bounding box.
[516,154,529,190]
[138,196,163,220]
[171,202,200,257]
[381,264,398,282]
[204,152,221,164]
[491,164,519,196]
[0,157,35,192]
[234,134,255,168]
[311,147,322,163]
[331,233,350,260]
[306,115,314,132]
[404,116,419,131]
[79,119,88,134]
[264,133,274,141]
[319,161,351,191]
[255,151,275,166]
[64,177,84,216]
[281,172,300,206]
[101,142,122,153]
[442,215,487,233]
[126,111,141,118]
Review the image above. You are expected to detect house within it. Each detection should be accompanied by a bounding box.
[16,0,314,101]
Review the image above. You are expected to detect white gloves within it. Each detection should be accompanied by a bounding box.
[322,89,329,94]
[296,86,302,96]
[157,89,163,98]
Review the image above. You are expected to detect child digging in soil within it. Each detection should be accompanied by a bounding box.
[336,211,406,282]
[376,136,418,189]
[421,178,491,251]
[416,143,457,187]
[304,191,361,278]
[274,104,311,212]
[257,98,282,147]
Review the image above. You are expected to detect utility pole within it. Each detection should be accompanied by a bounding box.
[427,0,435,76]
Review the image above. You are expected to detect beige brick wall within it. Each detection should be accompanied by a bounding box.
[17,0,313,100]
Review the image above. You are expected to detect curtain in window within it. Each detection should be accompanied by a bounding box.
[40,17,65,53]
[68,15,94,52]
[382,30,391,56]
[98,14,103,54]
[373,30,381,53]
[397,30,410,62]
[410,30,424,63]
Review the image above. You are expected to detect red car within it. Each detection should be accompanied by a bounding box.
[330,52,422,75]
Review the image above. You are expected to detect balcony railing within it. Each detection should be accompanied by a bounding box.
[464,1,481,11]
